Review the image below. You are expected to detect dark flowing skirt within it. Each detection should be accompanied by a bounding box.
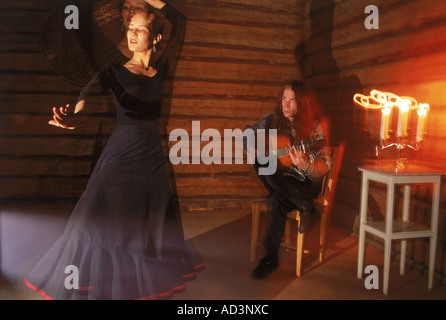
[24,124,204,300]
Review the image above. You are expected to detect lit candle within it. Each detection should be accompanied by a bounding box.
[380,106,391,140]
[397,100,410,137]
[416,103,429,142]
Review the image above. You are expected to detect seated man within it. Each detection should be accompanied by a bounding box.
[244,80,332,279]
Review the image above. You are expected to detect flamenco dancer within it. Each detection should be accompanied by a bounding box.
[24,0,204,300]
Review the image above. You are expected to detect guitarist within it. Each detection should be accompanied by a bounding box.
[244,80,332,279]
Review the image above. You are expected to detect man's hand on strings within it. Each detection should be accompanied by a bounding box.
[288,145,308,169]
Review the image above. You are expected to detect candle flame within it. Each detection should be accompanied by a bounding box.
[354,89,428,113]
[417,103,429,116]
[399,99,410,113]
[354,89,430,140]
[382,106,392,115]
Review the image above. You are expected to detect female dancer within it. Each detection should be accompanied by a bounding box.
[25,0,203,300]
[117,0,163,61]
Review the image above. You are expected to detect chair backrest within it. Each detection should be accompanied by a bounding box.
[318,141,346,220]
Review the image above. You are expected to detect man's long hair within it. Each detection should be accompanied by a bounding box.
[269,81,324,144]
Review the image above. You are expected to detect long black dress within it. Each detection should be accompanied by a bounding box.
[24,4,203,300]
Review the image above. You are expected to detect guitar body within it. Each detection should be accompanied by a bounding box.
[270,134,325,169]
[274,134,293,169]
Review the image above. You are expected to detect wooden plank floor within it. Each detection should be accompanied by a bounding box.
[1,203,445,300]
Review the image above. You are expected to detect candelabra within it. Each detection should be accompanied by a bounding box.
[354,90,429,172]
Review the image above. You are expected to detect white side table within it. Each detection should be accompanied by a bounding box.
[357,165,443,295]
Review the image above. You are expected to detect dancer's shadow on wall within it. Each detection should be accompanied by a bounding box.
[299,0,378,229]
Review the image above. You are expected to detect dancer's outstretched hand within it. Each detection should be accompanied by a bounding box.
[48,104,76,130]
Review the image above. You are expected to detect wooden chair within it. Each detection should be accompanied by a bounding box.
[250,141,345,277]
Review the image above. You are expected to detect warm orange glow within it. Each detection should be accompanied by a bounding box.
[354,90,421,111]
[354,89,430,140]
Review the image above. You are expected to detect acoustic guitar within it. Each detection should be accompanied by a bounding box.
[270,134,326,169]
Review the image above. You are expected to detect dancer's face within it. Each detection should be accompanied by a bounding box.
[121,0,148,30]
[127,13,152,52]
[281,88,299,121]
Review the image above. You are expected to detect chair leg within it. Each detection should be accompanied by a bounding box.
[251,203,261,262]
[296,227,304,277]
[319,212,327,262]
[284,219,292,250]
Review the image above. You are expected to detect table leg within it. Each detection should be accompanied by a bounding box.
[357,173,369,279]
[383,179,395,295]
[428,178,441,289]
[400,184,411,275]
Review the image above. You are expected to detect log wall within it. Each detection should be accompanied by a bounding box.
[0,0,304,211]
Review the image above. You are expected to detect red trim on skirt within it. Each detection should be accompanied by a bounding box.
[23,260,205,300]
